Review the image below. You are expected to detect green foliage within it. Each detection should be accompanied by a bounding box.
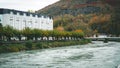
[0,23,3,40]
[109,7,120,36]
[0,25,85,42]
[53,14,93,35]
[89,12,120,36]
[7,46,19,52]
[25,41,33,49]
[36,0,120,36]
[3,25,14,41]
[33,29,42,38]
[0,44,26,53]
[22,28,34,40]
[0,45,8,53]
[36,43,43,48]
[0,39,91,53]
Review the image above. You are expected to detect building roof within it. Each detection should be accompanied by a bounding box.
[0,8,49,17]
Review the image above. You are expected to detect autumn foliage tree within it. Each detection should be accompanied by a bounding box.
[89,14,111,34]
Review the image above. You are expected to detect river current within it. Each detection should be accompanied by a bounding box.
[0,41,120,68]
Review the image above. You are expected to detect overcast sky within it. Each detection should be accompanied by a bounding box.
[0,0,59,11]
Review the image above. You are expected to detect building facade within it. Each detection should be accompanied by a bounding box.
[0,8,53,30]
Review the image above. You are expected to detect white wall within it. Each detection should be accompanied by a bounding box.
[0,12,53,30]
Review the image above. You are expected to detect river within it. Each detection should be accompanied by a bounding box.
[0,41,120,68]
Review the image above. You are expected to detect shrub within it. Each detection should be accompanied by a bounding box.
[42,43,50,48]
[0,39,91,53]
[0,45,9,53]
[8,46,19,52]
[36,43,43,49]
[17,45,26,51]
[25,41,33,49]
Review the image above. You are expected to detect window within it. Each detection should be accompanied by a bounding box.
[16,19,19,21]
[26,13,30,16]
[16,17,19,21]
[10,17,13,21]
[0,9,4,14]
[29,19,32,23]
[10,19,13,21]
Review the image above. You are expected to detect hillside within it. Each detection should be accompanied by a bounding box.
[36,0,120,36]
[36,0,112,17]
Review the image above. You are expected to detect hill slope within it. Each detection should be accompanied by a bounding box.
[36,0,120,36]
[36,0,112,17]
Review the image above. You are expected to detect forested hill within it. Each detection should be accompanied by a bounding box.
[36,0,112,17]
[36,0,120,36]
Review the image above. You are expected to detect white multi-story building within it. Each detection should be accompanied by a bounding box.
[0,8,53,30]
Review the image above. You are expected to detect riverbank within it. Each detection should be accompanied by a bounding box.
[1,41,119,68]
[0,39,91,53]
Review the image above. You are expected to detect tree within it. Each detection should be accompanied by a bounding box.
[42,30,49,40]
[13,29,22,41]
[89,14,112,35]
[110,7,120,36]
[0,23,3,40]
[52,30,60,40]
[3,25,14,41]
[22,28,33,40]
[33,29,42,40]
[72,29,84,40]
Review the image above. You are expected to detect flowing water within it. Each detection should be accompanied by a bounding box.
[0,41,120,68]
